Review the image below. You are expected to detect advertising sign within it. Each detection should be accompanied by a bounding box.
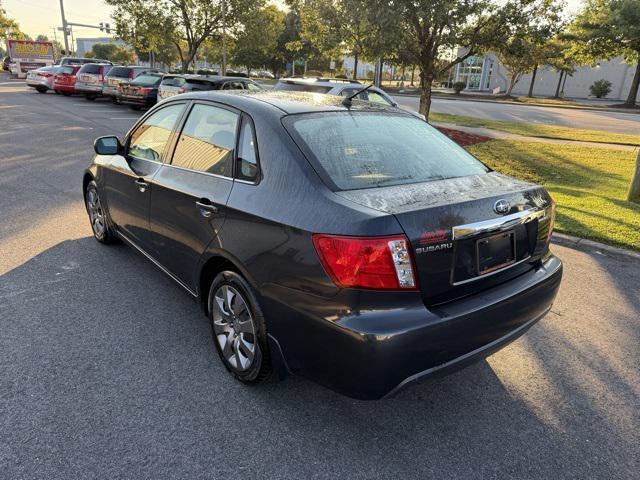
[6,39,54,78]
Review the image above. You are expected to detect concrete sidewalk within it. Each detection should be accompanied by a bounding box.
[432,121,640,152]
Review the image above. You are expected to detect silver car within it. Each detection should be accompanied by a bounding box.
[26,66,60,93]
[75,63,113,100]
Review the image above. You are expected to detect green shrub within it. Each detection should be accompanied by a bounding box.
[453,81,466,94]
[589,79,612,98]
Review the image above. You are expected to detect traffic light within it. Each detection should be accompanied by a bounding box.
[99,22,104,32]
[105,23,111,34]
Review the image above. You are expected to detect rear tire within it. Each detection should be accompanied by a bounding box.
[62,92,71,96]
[129,104,142,111]
[84,181,118,244]
[208,271,272,384]
[85,94,97,101]
[36,87,47,93]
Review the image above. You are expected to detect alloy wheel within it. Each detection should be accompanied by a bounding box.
[86,187,106,239]
[212,285,257,372]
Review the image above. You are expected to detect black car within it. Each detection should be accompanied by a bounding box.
[117,72,164,110]
[83,91,562,399]
[103,66,163,102]
[157,74,262,101]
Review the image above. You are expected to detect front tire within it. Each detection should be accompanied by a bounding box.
[208,271,272,384]
[85,181,117,244]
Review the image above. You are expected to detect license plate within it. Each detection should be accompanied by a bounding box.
[476,231,515,275]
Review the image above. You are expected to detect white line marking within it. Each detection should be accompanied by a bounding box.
[109,117,138,120]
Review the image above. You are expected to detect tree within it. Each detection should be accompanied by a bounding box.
[629,149,640,203]
[0,7,26,41]
[370,0,552,119]
[546,37,579,98]
[568,0,640,106]
[233,5,286,75]
[107,0,262,73]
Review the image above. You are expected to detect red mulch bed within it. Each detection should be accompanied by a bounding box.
[436,126,492,146]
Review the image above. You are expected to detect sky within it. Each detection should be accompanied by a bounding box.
[4,0,587,41]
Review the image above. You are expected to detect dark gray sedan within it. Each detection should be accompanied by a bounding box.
[83,91,562,399]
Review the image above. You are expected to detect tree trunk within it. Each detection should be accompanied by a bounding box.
[506,73,519,96]
[554,71,564,98]
[352,52,359,80]
[624,60,640,107]
[628,149,640,204]
[527,65,538,98]
[419,70,434,120]
[410,66,415,86]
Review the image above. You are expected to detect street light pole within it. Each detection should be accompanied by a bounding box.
[221,0,227,75]
[58,0,70,54]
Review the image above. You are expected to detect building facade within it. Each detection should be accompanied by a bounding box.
[454,52,639,101]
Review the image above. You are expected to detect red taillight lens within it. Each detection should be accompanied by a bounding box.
[545,199,556,246]
[138,87,152,95]
[312,234,417,290]
[177,87,186,93]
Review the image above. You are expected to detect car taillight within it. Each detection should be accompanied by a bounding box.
[544,199,556,247]
[138,87,152,94]
[39,72,52,77]
[312,234,417,290]
[129,70,134,79]
[177,87,186,93]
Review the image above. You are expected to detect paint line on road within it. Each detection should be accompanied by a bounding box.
[109,117,139,120]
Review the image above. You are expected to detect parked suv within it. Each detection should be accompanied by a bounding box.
[103,66,162,103]
[274,77,398,106]
[157,74,262,101]
[75,63,114,100]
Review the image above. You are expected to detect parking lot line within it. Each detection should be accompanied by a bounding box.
[110,117,139,120]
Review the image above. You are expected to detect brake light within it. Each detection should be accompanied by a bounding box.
[545,199,556,246]
[38,72,52,78]
[138,87,152,95]
[312,234,417,290]
[129,70,134,79]
[177,87,186,93]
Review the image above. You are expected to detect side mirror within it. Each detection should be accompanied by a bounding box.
[94,135,121,155]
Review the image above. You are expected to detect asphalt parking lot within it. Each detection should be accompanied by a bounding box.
[1,77,639,479]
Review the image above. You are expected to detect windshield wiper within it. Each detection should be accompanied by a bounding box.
[342,84,373,108]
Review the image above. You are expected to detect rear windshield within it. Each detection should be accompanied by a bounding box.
[107,66,132,78]
[80,64,110,74]
[285,112,489,190]
[132,74,162,85]
[161,76,186,87]
[59,66,78,74]
[275,82,332,94]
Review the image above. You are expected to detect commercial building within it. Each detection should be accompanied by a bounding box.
[454,52,639,101]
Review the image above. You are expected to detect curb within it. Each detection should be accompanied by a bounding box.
[551,232,640,260]
[391,92,639,115]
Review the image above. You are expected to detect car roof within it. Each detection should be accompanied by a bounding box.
[278,77,362,86]
[174,90,405,116]
[164,74,254,83]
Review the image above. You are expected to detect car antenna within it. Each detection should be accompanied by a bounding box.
[342,83,373,108]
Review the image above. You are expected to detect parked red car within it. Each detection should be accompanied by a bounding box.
[53,65,82,96]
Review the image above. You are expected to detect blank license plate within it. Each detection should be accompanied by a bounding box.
[476,231,515,275]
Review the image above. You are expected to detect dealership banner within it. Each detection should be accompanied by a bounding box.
[7,40,54,62]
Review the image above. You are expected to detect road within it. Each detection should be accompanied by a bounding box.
[1,77,639,479]
[394,95,640,135]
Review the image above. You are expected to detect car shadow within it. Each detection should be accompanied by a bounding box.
[1,238,638,478]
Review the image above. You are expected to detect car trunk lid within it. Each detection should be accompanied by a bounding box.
[335,172,554,305]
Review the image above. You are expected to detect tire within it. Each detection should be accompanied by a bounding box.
[84,180,118,244]
[36,87,47,93]
[111,97,120,104]
[54,89,60,95]
[208,271,272,384]
[129,104,142,111]
[85,94,97,101]
[62,92,71,96]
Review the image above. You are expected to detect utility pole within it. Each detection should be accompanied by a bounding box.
[58,0,70,54]
[221,0,227,75]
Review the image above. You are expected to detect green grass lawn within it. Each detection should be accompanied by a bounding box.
[467,140,640,251]
[430,112,640,146]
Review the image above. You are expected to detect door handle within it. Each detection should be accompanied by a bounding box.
[195,200,219,218]
[135,178,148,193]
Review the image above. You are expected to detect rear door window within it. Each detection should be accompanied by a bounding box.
[128,104,185,162]
[284,112,489,190]
[236,116,259,182]
[171,103,239,176]
[222,81,245,90]
[108,67,132,78]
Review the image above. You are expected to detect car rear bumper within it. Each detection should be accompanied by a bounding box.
[118,95,155,106]
[26,78,49,88]
[262,254,562,400]
[54,84,75,93]
[75,83,103,93]
[102,85,120,97]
